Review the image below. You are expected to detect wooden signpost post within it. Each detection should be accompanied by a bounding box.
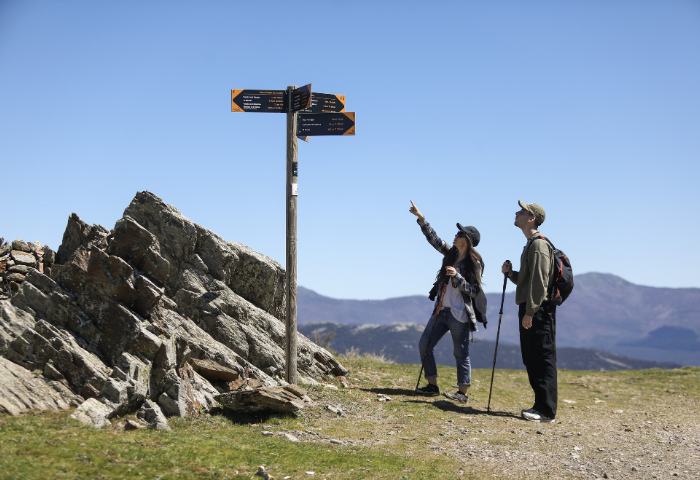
[231,84,355,384]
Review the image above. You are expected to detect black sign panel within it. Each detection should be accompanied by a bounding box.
[298,93,346,114]
[291,84,312,112]
[231,89,286,113]
[297,113,355,136]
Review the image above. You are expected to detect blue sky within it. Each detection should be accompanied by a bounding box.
[1,1,699,299]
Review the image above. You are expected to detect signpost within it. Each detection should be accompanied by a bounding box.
[290,84,312,112]
[231,90,286,113]
[298,93,346,114]
[298,112,355,136]
[231,85,355,384]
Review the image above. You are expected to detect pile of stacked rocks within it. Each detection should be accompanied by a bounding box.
[0,191,347,429]
[0,238,56,296]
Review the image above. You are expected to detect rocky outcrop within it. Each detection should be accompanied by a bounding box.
[0,191,346,422]
[0,238,56,295]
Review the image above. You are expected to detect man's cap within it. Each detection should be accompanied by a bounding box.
[456,223,480,247]
[518,200,546,225]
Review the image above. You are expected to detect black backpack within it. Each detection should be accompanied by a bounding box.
[533,235,574,305]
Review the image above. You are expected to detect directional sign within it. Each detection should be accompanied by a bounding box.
[291,84,312,112]
[231,89,286,113]
[298,93,345,114]
[297,112,355,136]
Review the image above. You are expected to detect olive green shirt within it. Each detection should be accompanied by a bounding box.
[509,232,555,317]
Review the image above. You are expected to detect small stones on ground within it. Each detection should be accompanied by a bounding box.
[377,393,392,402]
[262,431,274,437]
[631,466,637,471]
[322,384,338,391]
[594,398,606,403]
[305,471,315,476]
[625,427,633,432]
[536,431,544,435]
[325,404,347,417]
[330,439,344,445]
[281,433,299,442]
[256,465,273,480]
[336,376,350,388]
[612,409,624,414]
[562,399,577,404]
[124,419,141,431]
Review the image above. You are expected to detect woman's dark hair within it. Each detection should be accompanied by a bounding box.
[437,237,484,287]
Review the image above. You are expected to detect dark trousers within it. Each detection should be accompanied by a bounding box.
[519,302,557,418]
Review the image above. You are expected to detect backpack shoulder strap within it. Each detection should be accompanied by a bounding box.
[532,233,555,250]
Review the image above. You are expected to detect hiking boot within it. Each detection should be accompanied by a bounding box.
[522,409,555,423]
[443,391,468,403]
[415,384,440,396]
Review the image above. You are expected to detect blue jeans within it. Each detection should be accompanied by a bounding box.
[418,308,471,387]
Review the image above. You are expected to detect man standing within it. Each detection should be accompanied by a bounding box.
[502,201,557,423]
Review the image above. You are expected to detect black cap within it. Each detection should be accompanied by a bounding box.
[456,223,480,247]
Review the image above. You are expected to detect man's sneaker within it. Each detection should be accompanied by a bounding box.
[521,407,536,415]
[443,391,468,403]
[522,409,555,423]
[415,384,440,396]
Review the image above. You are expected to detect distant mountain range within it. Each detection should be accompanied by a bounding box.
[298,273,700,366]
[298,323,681,371]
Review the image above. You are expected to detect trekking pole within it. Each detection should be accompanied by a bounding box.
[487,261,510,413]
[414,278,450,394]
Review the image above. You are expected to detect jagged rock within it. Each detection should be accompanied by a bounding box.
[8,265,30,274]
[188,357,240,382]
[215,386,306,414]
[124,418,141,430]
[106,216,171,286]
[0,242,12,256]
[228,378,264,390]
[227,241,286,321]
[137,399,171,431]
[157,363,218,417]
[56,213,109,265]
[7,273,25,283]
[12,240,31,253]
[0,356,78,415]
[283,383,307,398]
[28,242,43,255]
[10,251,36,267]
[70,398,113,428]
[42,246,56,265]
[0,191,347,422]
